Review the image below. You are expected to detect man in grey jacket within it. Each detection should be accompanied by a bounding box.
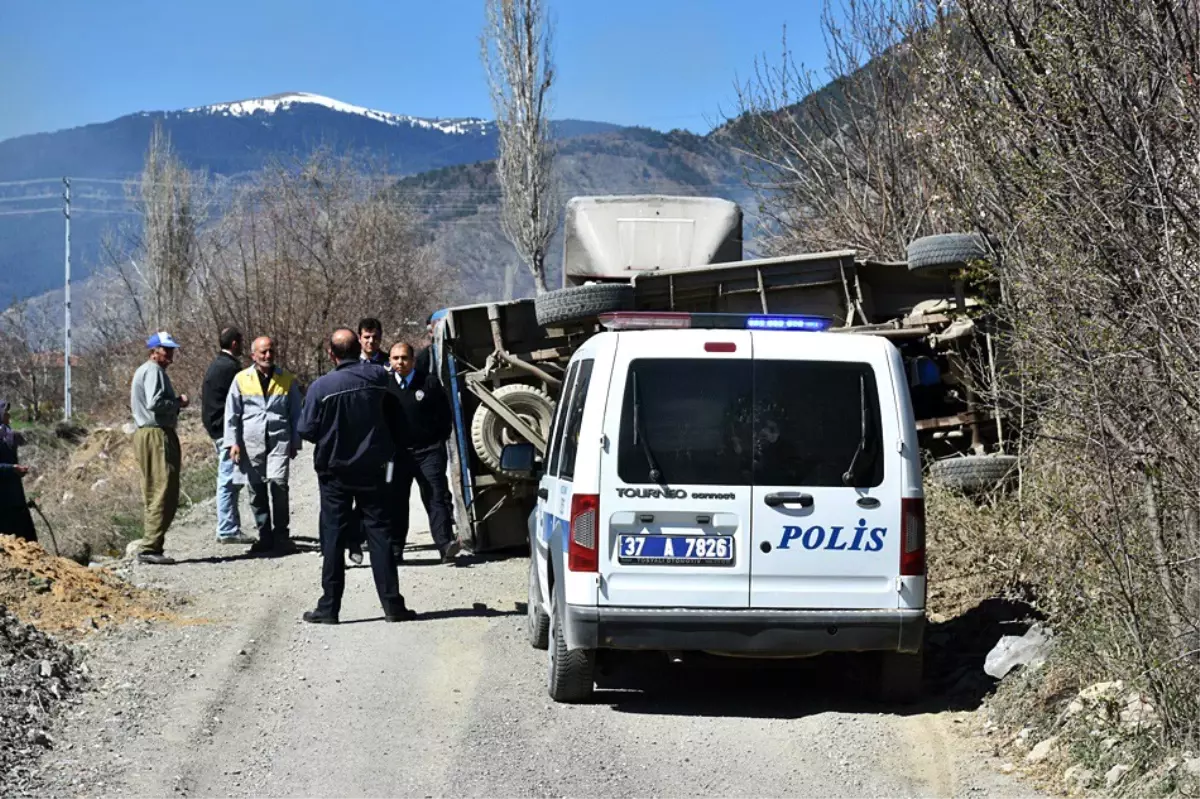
[130,331,189,565]
[224,336,303,556]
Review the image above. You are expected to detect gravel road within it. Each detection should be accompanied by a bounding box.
[24,465,1042,798]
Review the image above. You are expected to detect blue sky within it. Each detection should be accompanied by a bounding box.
[0,0,833,142]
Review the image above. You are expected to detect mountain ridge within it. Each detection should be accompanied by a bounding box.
[0,93,748,304]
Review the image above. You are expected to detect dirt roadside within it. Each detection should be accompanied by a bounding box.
[14,465,1045,798]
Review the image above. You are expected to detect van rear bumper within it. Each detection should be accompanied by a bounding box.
[564,605,925,655]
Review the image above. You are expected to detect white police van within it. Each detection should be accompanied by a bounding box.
[504,310,926,704]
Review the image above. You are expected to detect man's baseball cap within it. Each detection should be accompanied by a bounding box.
[146,331,181,349]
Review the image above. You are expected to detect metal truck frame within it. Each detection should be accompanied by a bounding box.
[432,197,1012,553]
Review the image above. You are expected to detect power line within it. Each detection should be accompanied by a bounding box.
[0,193,62,204]
[0,207,59,217]
[0,178,61,188]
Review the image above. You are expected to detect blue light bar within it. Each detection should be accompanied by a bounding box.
[744,314,832,331]
[598,311,833,332]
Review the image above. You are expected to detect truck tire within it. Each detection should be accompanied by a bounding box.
[527,556,550,650]
[547,592,595,703]
[906,233,991,275]
[878,650,924,704]
[535,283,634,327]
[929,454,1018,493]
[470,383,555,476]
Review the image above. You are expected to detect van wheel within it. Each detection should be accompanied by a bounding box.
[878,650,924,704]
[527,557,550,650]
[547,592,595,703]
[535,283,634,328]
[470,383,555,476]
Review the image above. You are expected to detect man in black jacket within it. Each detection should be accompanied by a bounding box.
[201,327,251,544]
[389,342,461,564]
[297,328,415,624]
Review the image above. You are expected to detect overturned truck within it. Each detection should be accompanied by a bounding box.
[432,196,1013,552]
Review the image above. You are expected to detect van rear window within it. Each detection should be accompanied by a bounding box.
[753,361,883,488]
[617,360,753,486]
[616,358,884,487]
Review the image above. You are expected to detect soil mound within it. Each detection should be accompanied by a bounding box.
[0,535,170,634]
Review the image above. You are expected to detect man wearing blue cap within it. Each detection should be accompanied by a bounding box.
[130,331,189,565]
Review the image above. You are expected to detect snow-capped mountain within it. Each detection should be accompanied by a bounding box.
[0,93,623,300]
[184,91,492,136]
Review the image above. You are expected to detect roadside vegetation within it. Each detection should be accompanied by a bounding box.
[1,134,452,565]
[735,0,1198,793]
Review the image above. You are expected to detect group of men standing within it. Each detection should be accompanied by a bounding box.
[128,315,459,623]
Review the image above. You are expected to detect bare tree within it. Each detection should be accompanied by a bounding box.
[481,0,559,295]
[0,299,59,421]
[109,122,208,333]
[906,0,1200,743]
[193,150,449,381]
[730,1,936,259]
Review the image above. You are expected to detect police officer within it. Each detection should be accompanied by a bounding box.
[388,342,461,564]
[297,328,415,624]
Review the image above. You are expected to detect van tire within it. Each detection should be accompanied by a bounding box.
[547,592,595,703]
[906,233,991,275]
[527,557,550,650]
[535,283,634,327]
[470,383,555,476]
[879,650,924,704]
[929,454,1018,493]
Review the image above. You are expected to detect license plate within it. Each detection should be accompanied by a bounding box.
[616,535,734,566]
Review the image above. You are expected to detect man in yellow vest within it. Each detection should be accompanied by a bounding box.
[224,336,303,556]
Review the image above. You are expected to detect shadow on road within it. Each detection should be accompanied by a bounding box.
[171,541,320,565]
[327,603,522,625]
[591,597,1042,720]
[415,602,523,622]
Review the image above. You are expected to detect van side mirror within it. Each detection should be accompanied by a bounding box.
[500,443,540,478]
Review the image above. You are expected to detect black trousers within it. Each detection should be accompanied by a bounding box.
[395,445,456,553]
[316,474,405,618]
[0,501,36,542]
[248,480,289,546]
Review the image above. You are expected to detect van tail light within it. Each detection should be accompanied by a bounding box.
[568,494,600,572]
[901,497,926,576]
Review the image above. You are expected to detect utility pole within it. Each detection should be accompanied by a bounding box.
[62,177,72,421]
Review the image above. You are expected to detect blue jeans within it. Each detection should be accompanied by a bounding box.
[213,438,242,539]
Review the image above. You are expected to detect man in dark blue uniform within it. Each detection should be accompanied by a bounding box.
[388,342,461,564]
[297,328,415,624]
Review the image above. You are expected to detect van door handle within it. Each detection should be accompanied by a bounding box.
[537,488,549,501]
[764,492,814,508]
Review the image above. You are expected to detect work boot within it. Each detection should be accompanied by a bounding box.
[218,533,255,545]
[248,540,274,557]
[302,610,338,625]
[272,538,299,556]
[137,552,176,565]
[384,599,417,622]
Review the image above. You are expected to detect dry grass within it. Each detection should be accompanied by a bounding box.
[19,413,217,564]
